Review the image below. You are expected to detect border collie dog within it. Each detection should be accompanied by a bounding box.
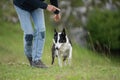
[51,28,72,67]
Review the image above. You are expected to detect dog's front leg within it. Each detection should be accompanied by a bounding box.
[58,53,62,67]
[58,56,62,67]
[68,46,72,66]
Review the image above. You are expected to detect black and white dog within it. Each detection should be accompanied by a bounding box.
[51,28,72,67]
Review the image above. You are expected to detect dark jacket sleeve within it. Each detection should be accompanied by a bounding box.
[13,0,59,13]
[28,0,48,9]
[50,0,60,14]
[28,0,60,14]
[50,0,59,7]
[28,0,59,9]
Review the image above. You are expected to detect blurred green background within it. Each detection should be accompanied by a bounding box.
[0,0,120,80]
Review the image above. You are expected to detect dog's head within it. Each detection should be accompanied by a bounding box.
[53,28,67,50]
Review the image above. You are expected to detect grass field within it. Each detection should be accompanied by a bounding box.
[0,22,120,80]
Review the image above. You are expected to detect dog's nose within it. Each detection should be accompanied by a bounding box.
[55,47,59,50]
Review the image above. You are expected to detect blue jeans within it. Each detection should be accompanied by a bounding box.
[14,6,46,62]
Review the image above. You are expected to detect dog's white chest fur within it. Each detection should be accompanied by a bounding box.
[58,43,71,56]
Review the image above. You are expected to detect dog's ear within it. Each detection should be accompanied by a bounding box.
[62,28,66,35]
[54,29,57,33]
[54,29,57,34]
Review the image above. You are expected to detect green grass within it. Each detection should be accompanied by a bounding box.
[0,22,120,80]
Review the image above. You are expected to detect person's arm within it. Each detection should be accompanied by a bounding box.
[28,0,60,13]
[28,0,61,22]
[49,0,61,22]
[28,0,48,9]
[50,0,60,14]
[50,0,58,7]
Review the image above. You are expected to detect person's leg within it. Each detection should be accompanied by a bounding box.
[31,8,46,61]
[14,6,33,65]
[31,8,47,68]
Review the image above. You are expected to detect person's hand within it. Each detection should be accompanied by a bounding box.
[47,4,60,13]
[47,5,61,22]
[53,14,61,22]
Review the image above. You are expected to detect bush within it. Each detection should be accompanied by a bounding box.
[87,9,120,53]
